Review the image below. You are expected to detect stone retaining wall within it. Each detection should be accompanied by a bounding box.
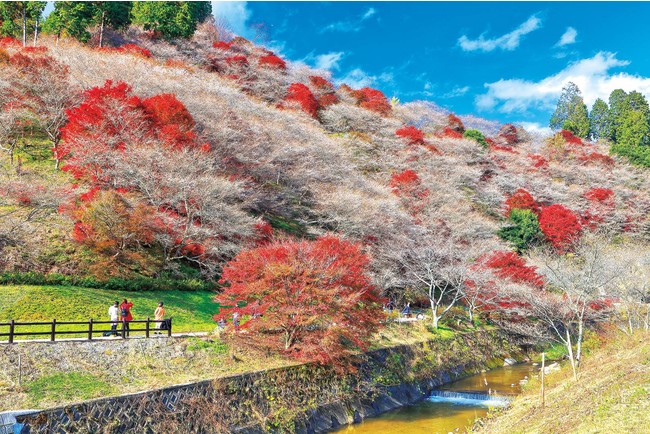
[16,330,521,433]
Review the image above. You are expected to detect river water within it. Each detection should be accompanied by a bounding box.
[332,363,537,434]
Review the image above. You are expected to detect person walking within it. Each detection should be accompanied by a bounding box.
[120,298,134,337]
[232,311,240,332]
[108,301,119,336]
[154,302,165,335]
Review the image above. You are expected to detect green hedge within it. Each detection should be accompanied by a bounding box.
[0,272,214,292]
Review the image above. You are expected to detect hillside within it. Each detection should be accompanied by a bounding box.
[2,30,649,292]
[473,331,650,433]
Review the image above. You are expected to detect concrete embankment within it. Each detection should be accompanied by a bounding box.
[13,330,522,433]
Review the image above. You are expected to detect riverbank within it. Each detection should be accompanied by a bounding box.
[8,329,522,433]
[472,330,650,433]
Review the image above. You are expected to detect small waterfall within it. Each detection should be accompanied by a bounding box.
[427,390,512,407]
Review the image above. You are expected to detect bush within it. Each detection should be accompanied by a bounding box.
[463,129,488,148]
[497,208,543,252]
[0,272,213,292]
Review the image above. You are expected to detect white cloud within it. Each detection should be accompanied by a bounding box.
[322,7,377,33]
[313,52,345,71]
[212,1,252,38]
[442,85,470,98]
[556,27,577,47]
[519,122,553,137]
[337,68,375,88]
[476,52,650,113]
[458,15,542,52]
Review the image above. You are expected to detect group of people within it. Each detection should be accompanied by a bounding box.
[106,299,166,337]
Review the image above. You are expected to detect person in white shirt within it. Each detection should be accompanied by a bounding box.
[108,301,119,336]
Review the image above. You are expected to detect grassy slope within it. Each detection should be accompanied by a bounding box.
[0,285,218,337]
[473,332,650,433]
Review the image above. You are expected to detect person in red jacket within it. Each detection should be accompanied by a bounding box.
[120,299,134,337]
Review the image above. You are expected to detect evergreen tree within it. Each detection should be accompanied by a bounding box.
[549,82,590,138]
[497,209,542,253]
[131,1,211,40]
[589,98,610,141]
[0,2,46,46]
[607,89,628,141]
[44,2,132,45]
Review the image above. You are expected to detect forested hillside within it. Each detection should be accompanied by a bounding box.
[2,3,650,365]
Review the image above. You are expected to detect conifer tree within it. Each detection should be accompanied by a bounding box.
[549,82,590,138]
[589,98,610,141]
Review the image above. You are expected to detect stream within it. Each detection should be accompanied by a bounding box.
[331,363,537,434]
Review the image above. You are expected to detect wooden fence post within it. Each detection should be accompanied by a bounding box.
[541,352,546,408]
[167,318,172,337]
[145,317,150,338]
[51,319,56,342]
[9,320,14,344]
[121,320,126,339]
[88,318,93,341]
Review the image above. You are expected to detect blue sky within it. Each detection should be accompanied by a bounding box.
[212,1,650,133]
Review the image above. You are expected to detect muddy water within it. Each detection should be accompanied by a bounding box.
[332,363,537,434]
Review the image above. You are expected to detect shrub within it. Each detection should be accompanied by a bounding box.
[395,126,425,145]
[584,188,614,204]
[284,83,319,118]
[351,87,391,116]
[497,208,543,252]
[559,129,583,146]
[485,250,544,288]
[505,188,540,216]
[497,124,520,145]
[463,129,488,148]
[538,204,582,252]
[447,114,465,133]
[258,54,286,70]
[213,41,233,50]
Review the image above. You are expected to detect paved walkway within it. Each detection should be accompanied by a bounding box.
[1,411,37,434]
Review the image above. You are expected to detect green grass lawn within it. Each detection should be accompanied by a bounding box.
[0,285,218,340]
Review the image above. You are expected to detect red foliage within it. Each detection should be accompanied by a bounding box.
[72,221,93,242]
[253,220,274,246]
[21,46,48,54]
[505,188,540,216]
[485,250,544,288]
[258,54,286,70]
[225,55,248,66]
[0,37,20,48]
[447,114,465,133]
[489,143,518,153]
[497,124,519,145]
[181,242,206,257]
[559,129,583,146]
[142,93,197,148]
[100,44,152,58]
[577,152,615,167]
[584,188,614,205]
[215,236,384,365]
[528,154,549,169]
[212,41,233,50]
[395,126,425,145]
[284,83,319,118]
[389,170,430,216]
[351,87,391,116]
[309,75,334,91]
[539,204,583,252]
[317,93,339,107]
[439,127,463,139]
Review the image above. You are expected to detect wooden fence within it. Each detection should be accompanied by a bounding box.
[0,318,172,343]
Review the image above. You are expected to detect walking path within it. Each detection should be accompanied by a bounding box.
[1,331,209,345]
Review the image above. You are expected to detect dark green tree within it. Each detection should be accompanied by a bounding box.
[130,1,211,40]
[43,2,132,45]
[0,2,46,46]
[497,209,542,253]
[607,89,628,141]
[549,82,590,138]
[589,98,610,141]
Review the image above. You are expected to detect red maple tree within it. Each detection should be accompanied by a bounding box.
[214,236,384,364]
[505,188,540,216]
[485,250,544,288]
[395,126,425,145]
[284,83,319,118]
[539,204,582,251]
[351,87,391,116]
[258,54,286,70]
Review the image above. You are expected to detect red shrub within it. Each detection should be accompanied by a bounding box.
[258,54,286,70]
[539,204,582,251]
[485,250,544,288]
[389,170,429,215]
[225,55,248,66]
[21,46,48,54]
[142,93,197,148]
[439,127,463,139]
[578,152,615,167]
[447,114,465,133]
[0,37,20,48]
[309,75,334,91]
[285,83,319,118]
[213,41,233,50]
[584,188,614,205]
[351,87,391,116]
[528,154,549,169]
[559,129,583,146]
[497,124,520,145]
[505,188,540,216]
[395,126,425,145]
[317,93,339,107]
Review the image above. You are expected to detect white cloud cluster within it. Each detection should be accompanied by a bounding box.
[476,51,650,113]
[458,15,542,52]
[212,1,252,39]
[321,7,377,33]
[313,52,345,71]
[556,27,578,47]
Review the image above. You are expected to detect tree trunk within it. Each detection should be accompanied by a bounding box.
[22,4,27,47]
[99,11,105,48]
[566,328,577,380]
[576,318,584,368]
[33,17,38,46]
[430,299,438,328]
